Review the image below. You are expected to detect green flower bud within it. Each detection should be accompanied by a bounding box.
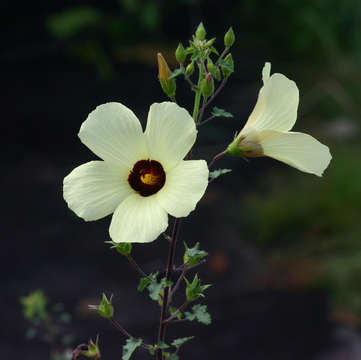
[185,274,211,302]
[200,73,214,98]
[206,58,215,75]
[114,242,132,256]
[89,294,114,319]
[224,27,235,47]
[185,62,194,76]
[214,67,221,81]
[80,338,101,359]
[175,43,186,64]
[221,53,234,78]
[205,37,216,47]
[195,22,206,40]
[184,242,208,266]
[157,53,176,98]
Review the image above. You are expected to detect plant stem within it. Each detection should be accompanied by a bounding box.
[170,268,187,299]
[208,151,226,169]
[164,301,189,323]
[192,90,201,123]
[127,255,149,278]
[156,218,182,360]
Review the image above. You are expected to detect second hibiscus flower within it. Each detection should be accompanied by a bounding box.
[63,102,209,243]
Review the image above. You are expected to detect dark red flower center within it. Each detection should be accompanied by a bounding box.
[128,160,166,197]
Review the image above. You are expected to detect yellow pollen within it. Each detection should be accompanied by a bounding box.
[140,173,158,185]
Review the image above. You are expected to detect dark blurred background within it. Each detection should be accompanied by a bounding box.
[2,0,361,359]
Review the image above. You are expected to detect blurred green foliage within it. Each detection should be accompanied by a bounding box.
[244,145,361,316]
[20,289,48,321]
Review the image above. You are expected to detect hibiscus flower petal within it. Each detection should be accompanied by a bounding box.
[109,193,168,243]
[252,130,332,176]
[156,160,209,217]
[79,102,148,168]
[63,161,132,221]
[242,71,299,134]
[145,102,197,170]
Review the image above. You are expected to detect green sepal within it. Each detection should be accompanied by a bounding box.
[106,241,132,256]
[95,293,114,319]
[80,337,101,359]
[159,77,176,99]
[185,274,211,302]
[185,62,194,76]
[184,242,208,266]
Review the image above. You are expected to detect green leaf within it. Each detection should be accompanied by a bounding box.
[171,336,194,347]
[157,341,170,349]
[122,338,142,360]
[185,304,211,325]
[148,276,170,301]
[138,277,151,292]
[168,68,183,80]
[169,354,179,360]
[211,106,233,118]
[46,7,102,38]
[209,169,232,181]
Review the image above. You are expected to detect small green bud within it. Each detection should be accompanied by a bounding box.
[195,22,206,40]
[224,27,235,47]
[214,67,221,81]
[184,242,208,266]
[89,294,114,319]
[220,53,234,78]
[175,43,186,64]
[205,37,216,47]
[185,274,211,302]
[206,58,215,74]
[185,62,194,76]
[113,242,132,256]
[80,337,101,359]
[200,73,214,98]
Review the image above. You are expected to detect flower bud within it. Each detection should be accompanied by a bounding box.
[89,294,114,319]
[157,53,176,98]
[80,338,101,359]
[114,242,132,256]
[175,43,186,64]
[200,73,214,98]
[185,274,211,302]
[185,62,194,76]
[224,27,235,47]
[221,53,234,78]
[206,58,215,74]
[195,22,206,40]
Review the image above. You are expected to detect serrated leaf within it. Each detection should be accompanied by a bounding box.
[211,106,233,118]
[138,277,151,292]
[209,169,232,180]
[148,276,169,301]
[157,341,170,349]
[122,338,142,360]
[185,304,211,325]
[171,336,194,347]
[168,68,183,80]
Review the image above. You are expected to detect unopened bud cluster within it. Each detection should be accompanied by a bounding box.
[156,22,235,103]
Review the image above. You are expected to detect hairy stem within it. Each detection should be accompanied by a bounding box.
[127,255,149,279]
[156,218,182,360]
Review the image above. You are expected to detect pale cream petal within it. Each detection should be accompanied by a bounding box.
[249,130,332,176]
[242,72,299,134]
[145,102,197,171]
[262,62,271,84]
[79,102,148,169]
[63,161,132,221]
[109,193,168,243]
[156,160,209,217]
